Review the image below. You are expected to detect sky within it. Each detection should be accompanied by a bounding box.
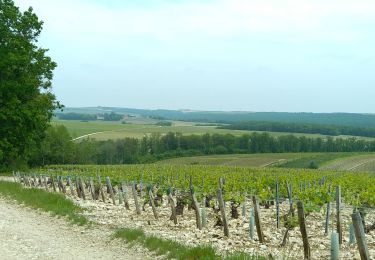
[15,0,375,113]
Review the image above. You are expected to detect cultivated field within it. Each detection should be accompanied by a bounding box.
[53,119,375,141]
[19,165,375,259]
[155,152,375,171]
[321,154,375,172]
[156,153,311,167]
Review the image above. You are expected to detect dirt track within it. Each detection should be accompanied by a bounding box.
[0,197,150,260]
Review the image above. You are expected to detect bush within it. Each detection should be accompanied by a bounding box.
[155,121,172,126]
[308,161,319,169]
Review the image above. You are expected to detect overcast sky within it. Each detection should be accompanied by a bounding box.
[16,0,375,112]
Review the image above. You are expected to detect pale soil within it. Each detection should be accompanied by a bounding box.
[2,176,375,259]
[76,193,375,260]
[0,197,152,260]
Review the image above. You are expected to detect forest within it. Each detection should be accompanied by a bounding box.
[220,121,375,138]
[29,125,375,166]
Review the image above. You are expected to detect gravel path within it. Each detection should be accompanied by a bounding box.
[0,198,150,260]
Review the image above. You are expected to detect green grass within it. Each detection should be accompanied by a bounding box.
[51,119,128,138]
[0,181,88,225]
[114,228,265,260]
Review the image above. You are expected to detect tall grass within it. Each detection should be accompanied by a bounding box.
[0,181,87,225]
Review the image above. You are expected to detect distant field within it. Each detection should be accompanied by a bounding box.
[155,153,311,167]
[155,152,375,170]
[51,120,127,138]
[60,107,375,128]
[52,119,373,141]
[276,153,363,169]
[321,153,375,172]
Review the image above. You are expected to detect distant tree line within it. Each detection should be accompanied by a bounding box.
[220,121,375,138]
[56,112,123,121]
[56,113,96,121]
[29,125,375,166]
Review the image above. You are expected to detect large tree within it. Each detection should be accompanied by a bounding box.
[0,0,61,168]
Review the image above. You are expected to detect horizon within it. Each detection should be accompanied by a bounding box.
[16,0,375,113]
[60,105,375,115]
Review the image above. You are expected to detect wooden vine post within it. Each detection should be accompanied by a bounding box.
[148,188,158,220]
[23,175,29,186]
[168,189,178,224]
[189,176,202,229]
[132,183,141,215]
[121,182,130,209]
[324,185,331,235]
[106,177,116,205]
[218,188,229,237]
[75,177,82,198]
[89,177,95,200]
[276,181,280,228]
[78,177,86,200]
[50,175,57,192]
[97,176,105,202]
[252,196,264,243]
[58,176,66,194]
[351,212,370,260]
[38,175,43,187]
[286,181,294,216]
[191,187,202,230]
[32,173,37,186]
[43,176,48,191]
[336,185,342,244]
[67,176,74,196]
[297,201,311,259]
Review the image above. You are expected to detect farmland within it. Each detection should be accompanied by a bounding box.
[53,119,375,141]
[321,153,375,172]
[156,152,375,172]
[156,153,311,167]
[18,164,375,259]
[3,1,375,259]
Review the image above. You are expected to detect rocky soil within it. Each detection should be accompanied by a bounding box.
[71,186,375,260]
[3,176,374,259]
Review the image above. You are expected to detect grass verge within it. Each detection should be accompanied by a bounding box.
[0,181,87,225]
[114,228,266,260]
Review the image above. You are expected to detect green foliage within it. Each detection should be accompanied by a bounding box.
[28,128,375,166]
[0,180,87,225]
[0,0,61,169]
[102,112,123,121]
[31,125,75,165]
[35,165,375,208]
[155,121,173,126]
[220,121,375,139]
[308,161,319,169]
[283,215,299,229]
[55,113,96,121]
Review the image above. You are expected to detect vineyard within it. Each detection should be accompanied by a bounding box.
[16,165,375,259]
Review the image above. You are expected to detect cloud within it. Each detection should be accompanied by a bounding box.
[13,0,375,112]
